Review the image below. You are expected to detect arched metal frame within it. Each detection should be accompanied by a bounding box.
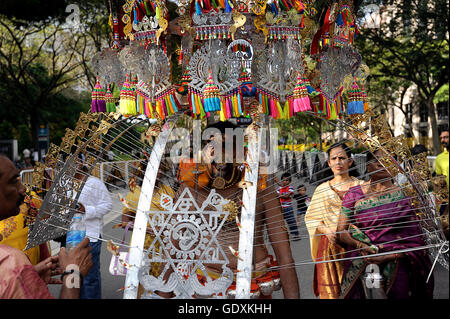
[25,114,148,250]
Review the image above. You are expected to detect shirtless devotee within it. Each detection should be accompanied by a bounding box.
[174,121,300,299]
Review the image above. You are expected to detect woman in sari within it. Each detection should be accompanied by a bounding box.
[336,149,434,299]
[305,141,362,299]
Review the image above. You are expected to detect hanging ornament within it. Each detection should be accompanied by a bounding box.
[291,71,312,113]
[105,85,116,113]
[119,75,137,116]
[203,70,221,112]
[346,81,364,115]
[239,67,256,98]
[177,66,191,96]
[91,77,107,113]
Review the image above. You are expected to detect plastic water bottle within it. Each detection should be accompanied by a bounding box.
[66,213,86,251]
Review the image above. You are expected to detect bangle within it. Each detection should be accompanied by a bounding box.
[60,269,83,282]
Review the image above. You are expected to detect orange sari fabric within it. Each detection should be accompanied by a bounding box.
[313,235,345,299]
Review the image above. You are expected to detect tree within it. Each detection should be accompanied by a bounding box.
[0,0,110,155]
[355,0,449,154]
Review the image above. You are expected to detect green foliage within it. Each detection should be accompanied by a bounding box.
[274,113,334,145]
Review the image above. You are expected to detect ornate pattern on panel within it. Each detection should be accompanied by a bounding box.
[188,40,240,93]
[317,46,361,102]
[252,39,303,101]
[139,188,233,299]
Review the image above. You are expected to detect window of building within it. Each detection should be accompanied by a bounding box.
[437,102,449,121]
[419,105,428,123]
[405,103,413,123]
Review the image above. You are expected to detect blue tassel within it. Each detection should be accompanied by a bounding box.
[191,94,197,114]
[196,1,202,15]
[271,3,278,16]
[336,13,344,26]
[225,0,232,13]
[237,92,242,115]
[355,101,364,114]
[347,101,355,114]
[169,94,178,112]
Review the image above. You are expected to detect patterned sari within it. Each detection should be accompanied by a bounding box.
[340,185,434,299]
[305,177,362,299]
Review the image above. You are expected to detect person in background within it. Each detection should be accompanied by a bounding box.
[0,154,92,299]
[304,141,363,299]
[294,184,310,228]
[276,173,301,241]
[19,149,35,171]
[72,162,112,299]
[436,129,449,189]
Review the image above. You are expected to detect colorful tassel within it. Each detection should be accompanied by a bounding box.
[203,70,221,112]
[105,85,116,113]
[91,77,107,113]
[291,72,312,113]
[347,81,365,115]
[119,75,137,116]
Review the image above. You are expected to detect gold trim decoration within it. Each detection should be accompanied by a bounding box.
[122,0,135,41]
[60,128,77,154]
[97,119,113,135]
[223,200,239,222]
[371,114,392,144]
[229,1,246,41]
[411,152,431,181]
[431,175,449,203]
[378,154,400,177]
[45,143,61,169]
[31,162,45,188]
[384,134,411,162]
[156,16,168,45]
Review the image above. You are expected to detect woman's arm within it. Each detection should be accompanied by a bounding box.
[336,207,380,256]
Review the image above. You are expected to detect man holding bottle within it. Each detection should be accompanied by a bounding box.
[0,154,93,299]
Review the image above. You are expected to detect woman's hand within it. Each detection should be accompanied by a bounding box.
[318,224,337,244]
[364,254,392,265]
[359,243,377,256]
[324,228,337,244]
[34,255,63,285]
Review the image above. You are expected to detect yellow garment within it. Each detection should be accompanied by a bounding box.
[304,177,362,299]
[436,149,449,189]
[123,184,175,277]
[0,192,44,265]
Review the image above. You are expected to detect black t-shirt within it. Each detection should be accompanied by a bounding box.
[294,193,307,211]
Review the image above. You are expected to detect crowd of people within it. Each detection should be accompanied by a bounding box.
[0,127,448,299]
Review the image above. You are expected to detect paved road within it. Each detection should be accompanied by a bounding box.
[48,178,449,299]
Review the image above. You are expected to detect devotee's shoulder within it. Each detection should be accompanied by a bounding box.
[0,244,31,268]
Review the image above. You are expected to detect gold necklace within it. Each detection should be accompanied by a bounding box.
[210,163,241,190]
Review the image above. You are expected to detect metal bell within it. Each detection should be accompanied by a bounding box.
[273,277,282,291]
[226,289,236,299]
[258,280,274,296]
